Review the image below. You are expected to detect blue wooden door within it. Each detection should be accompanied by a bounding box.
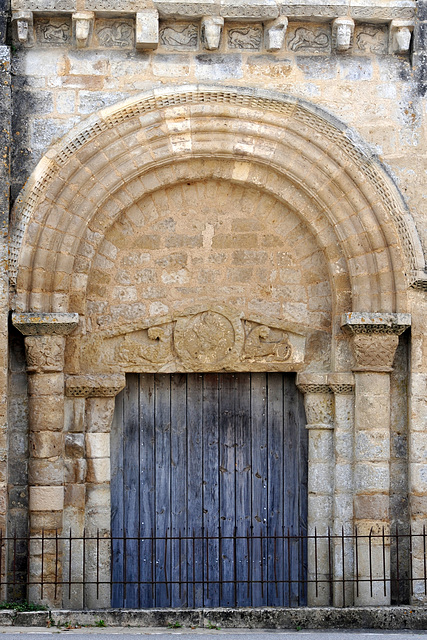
[111,373,307,608]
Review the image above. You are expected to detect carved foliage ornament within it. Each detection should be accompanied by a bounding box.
[25,336,65,374]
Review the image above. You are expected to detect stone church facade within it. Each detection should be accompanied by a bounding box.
[0,0,427,610]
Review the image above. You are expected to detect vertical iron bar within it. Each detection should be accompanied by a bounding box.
[423,525,426,596]
[328,528,332,604]
[54,529,58,601]
[40,529,44,601]
[219,526,223,603]
[151,528,154,605]
[206,529,209,603]
[396,525,400,605]
[299,528,304,606]
[233,526,237,607]
[246,528,250,602]
[369,528,373,598]
[83,529,86,609]
[138,525,141,609]
[0,529,3,599]
[96,529,99,600]
[382,526,386,598]
[355,527,359,598]
[410,526,413,597]
[68,529,72,601]
[274,529,278,599]
[192,528,195,609]
[164,529,169,601]
[286,527,292,607]
[342,526,346,608]
[12,529,17,600]
[314,528,318,599]
[179,529,182,601]
[260,529,264,600]
[110,531,113,603]
[123,528,127,603]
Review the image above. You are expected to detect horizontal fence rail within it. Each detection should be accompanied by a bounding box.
[2,528,426,608]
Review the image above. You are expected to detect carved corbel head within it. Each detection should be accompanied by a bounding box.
[201,16,224,50]
[389,20,413,54]
[72,12,94,48]
[265,16,288,52]
[332,17,354,51]
[12,11,33,44]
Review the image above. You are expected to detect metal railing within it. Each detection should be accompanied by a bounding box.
[2,527,425,608]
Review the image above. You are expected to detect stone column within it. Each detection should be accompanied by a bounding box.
[64,374,125,609]
[329,373,355,607]
[342,312,410,606]
[12,312,78,607]
[296,373,334,605]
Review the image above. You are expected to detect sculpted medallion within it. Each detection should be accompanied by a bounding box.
[174,311,238,367]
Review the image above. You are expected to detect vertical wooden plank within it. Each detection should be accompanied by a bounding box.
[139,373,156,607]
[202,373,220,607]
[283,375,300,605]
[219,373,236,606]
[123,374,140,608]
[170,373,188,607]
[111,387,124,607]
[155,374,172,607]
[187,374,204,607]
[267,373,284,606]
[235,373,251,606]
[297,379,309,605]
[251,373,268,607]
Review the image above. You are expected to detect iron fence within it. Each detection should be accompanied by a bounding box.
[2,527,425,608]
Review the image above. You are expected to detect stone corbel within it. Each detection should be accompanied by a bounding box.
[12,11,33,44]
[389,20,413,54]
[201,16,224,50]
[72,12,94,49]
[332,17,354,52]
[341,312,411,372]
[264,15,288,51]
[136,10,160,49]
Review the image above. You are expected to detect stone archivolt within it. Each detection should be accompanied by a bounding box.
[10,87,420,326]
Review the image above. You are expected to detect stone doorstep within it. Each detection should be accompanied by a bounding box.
[2,606,427,629]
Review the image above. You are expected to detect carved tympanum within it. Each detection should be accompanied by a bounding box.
[25,336,65,373]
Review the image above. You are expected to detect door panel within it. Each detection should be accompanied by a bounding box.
[111,372,307,608]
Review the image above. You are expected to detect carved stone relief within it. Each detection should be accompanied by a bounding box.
[354,24,388,54]
[25,335,65,373]
[81,307,306,373]
[160,23,198,49]
[287,25,331,53]
[35,18,71,44]
[95,19,134,48]
[227,26,262,50]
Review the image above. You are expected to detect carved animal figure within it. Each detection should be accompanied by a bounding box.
[356,30,387,53]
[243,325,292,361]
[288,27,329,51]
[40,22,69,42]
[97,22,133,47]
[160,24,198,47]
[228,27,261,49]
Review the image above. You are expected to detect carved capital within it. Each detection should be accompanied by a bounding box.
[296,374,333,429]
[351,333,399,372]
[25,335,65,374]
[65,374,126,398]
[12,312,79,336]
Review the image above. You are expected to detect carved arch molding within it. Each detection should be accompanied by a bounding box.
[9,84,422,375]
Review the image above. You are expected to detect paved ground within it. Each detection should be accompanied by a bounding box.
[0,629,427,639]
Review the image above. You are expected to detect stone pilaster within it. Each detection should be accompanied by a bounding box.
[296,373,334,606]
[64,374,125,609]
[12,312,78,606]
[342,312,410,606]
[329,373,355,607]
